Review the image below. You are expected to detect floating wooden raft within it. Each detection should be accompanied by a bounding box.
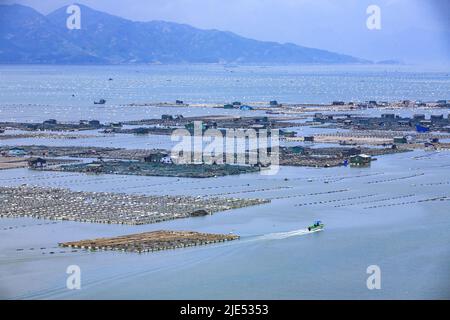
[59,230,239,253]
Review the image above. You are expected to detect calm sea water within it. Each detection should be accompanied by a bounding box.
[0,64,449,123]
[0,64,449,299]
[1,151,449,299]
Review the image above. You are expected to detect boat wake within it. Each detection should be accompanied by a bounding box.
[10,228,323,300]
[251,228,322,241]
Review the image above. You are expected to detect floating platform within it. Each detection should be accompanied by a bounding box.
[59,230,240,253]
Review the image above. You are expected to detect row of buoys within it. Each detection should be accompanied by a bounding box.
[15,246,80,255]
[203,186,291,197]
[413,162,450,171]
[270,189,348,200]
[413,152,440,160]
[2,221,58,231]
[334,194,415,208]
[317,130,450,140]
[418,181,450,187]
[367,173,425,184]
[295,193,378,207]
[364,195,449,209]
[0,172,135,183]
[256,172,385,184]
[301,173,386,185]
[126,182,257,196]
[107,180,183,192]
[26,177,164,188]
[0,173,78,182]
[166,183,252,192]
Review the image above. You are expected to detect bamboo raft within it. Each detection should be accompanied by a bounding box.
[59,230,240,253]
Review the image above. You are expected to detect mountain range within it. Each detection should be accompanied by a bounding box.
[0,3,368,64]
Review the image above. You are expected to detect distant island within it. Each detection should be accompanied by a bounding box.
[0,3,370,64]
[376,59,403,65]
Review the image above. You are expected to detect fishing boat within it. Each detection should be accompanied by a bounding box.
[94,99,106,105]
[307,220,324,232]
[415,124,430,133]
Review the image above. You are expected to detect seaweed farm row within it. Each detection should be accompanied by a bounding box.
[0,186,269,225]
[60,230,240,253]
[363,195,450,209]
[295,193,378,207]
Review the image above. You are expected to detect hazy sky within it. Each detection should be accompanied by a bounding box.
[2,0,449,64]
